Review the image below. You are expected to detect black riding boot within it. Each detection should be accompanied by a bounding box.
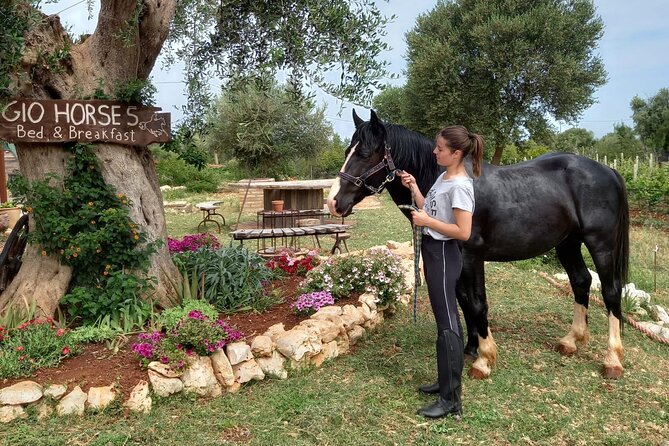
[417,329,463,419]
[418,318,464,395]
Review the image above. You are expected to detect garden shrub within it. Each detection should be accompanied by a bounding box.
[0,318,74,379]
[158,298,219,331]
[265,250,320,277]
[168,233,220,254]
[172,245,274,312]
[302,248,408,306]
[132,311,242,370]
[154,152,219,192]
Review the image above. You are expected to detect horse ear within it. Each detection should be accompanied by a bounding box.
[369,110,384,134]
[352,109,364,128]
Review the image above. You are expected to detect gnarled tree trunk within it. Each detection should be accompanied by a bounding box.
[0,0,178,317]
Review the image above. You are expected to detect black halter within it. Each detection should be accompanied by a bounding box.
[337,143,398,194]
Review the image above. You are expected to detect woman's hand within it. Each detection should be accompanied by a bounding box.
[398,171,416,191]
[411,209,432,227]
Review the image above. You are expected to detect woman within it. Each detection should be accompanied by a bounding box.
[398,125,484,419]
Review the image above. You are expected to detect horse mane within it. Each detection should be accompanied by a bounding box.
[384,123,442,194]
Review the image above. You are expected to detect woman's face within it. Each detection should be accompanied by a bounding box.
[433,136,460,168]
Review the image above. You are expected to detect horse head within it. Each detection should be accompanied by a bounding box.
[327,109,396,217]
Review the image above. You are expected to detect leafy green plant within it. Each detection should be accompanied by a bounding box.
[158,298,219,331]
[154,152,219,192]
[8,144,159,325]
[173,245,273,312]
[0,201,17,208]
[0,318,74,379]
[68,324,120,345]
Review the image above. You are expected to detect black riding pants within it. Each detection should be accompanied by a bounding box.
[421,235,462,336]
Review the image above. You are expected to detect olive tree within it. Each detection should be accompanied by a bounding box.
[387,0,607,164]
[0,0,391,317]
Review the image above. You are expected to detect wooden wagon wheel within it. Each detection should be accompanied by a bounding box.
[0,213,29,292]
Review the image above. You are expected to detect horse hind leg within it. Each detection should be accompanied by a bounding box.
[584,239,625,379]
[555,239,592,356]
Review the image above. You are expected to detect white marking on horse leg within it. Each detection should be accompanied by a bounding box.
[469,328,497,379]
[558,303,590,356]
[602,313,624,379]
[327,143,357,216]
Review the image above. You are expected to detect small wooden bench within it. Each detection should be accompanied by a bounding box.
[230,223,349,253]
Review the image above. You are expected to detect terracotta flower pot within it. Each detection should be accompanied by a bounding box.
[0,207,22,229]
[271,200,284,212]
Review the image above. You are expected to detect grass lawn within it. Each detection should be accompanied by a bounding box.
[2,192,668,445]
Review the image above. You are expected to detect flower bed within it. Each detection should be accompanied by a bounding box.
[0,242,416,423]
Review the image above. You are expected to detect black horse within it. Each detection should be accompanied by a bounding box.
[328,110,629,379]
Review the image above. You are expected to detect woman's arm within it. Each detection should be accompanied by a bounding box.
[411,208,473,241]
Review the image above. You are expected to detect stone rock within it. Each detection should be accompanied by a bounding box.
[385,240,411,251]
[256,351,288,380]
[322,340,339,360]
[622,283,651,305]
[148,370,184,397]
[336,334,350,355]
[262,323,286,341]
[232,358,265,384]
[310,313,347,335]
[36,402,53,420]
[359,302,377,321]
[211,349,236,387]
[0,405,27,423]
[358,293,378,311]
[340,305,365,329]
[0,381,43,405]
[651,305,669,325]
[311,306,343,318]
[148,361,183,378]
[309,352,325,367]
[298,318,340,343]
[181,356,223,397]
[275,328,322,361]
[87,385,116,410]
[398,294,411,306]
[226,382,241,393]
[251,336,274,357]
[56,386,87,416]
[226,342,254,365]
[639,321,663,335]
[124,381,152,413]
[347,325,366,345]
[363,311,384,330]
[43,384,67,400]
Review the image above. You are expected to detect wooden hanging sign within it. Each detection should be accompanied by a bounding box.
[0,99,171,146]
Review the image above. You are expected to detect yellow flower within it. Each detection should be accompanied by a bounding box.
[133,235,139,240]
[41,250,47,256]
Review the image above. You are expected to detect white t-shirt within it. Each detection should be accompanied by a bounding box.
[423,175,475,241]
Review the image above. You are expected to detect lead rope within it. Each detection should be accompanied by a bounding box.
[398,199,422,324]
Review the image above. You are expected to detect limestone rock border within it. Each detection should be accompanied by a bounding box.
[0,242,415,423]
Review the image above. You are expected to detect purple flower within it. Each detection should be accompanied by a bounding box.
[188,310,207,321]
[292,291,335,315]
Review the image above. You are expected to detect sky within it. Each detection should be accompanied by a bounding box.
[41,1,669,140]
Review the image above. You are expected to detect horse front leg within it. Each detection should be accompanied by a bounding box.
[462,256,497,379]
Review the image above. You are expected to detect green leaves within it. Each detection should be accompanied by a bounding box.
[173,245,274,312]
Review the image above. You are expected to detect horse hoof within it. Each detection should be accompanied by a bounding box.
[556,343,577,357]
[602,366,623,380]
[467,367,489,380]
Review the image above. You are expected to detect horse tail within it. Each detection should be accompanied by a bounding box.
[614,170,630,286]
[613,170,630,334]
